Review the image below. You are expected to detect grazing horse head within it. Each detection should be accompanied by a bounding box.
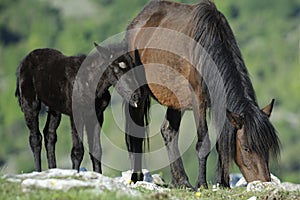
[227,99,279,182]
[94,42,141,107]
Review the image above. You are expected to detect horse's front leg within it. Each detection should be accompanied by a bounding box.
[161,108,193,189]
[43,110,61,169]
[194,100,211,189]
[216,128,230,187]
[125,103,146,183]
[85,92,110,173]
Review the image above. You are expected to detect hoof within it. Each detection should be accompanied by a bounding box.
[196,182,208,189]
[131,171,144,183]
[172,179,194,190]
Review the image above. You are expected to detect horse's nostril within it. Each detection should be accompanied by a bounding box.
[132,93,140,101]
[130,92,141,108]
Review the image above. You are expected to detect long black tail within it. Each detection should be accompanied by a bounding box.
[15,50,37,109]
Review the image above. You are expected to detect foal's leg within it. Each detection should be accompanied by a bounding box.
[194,100,211,189]
[70,117,84,171]
[85,95,110,173]
[85,93,110,173]
[23,99,42,172]
[43,110,61,169]
[161,108,193,188]
[85,115,102,173]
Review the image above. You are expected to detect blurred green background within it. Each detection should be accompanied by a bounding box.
[0,0,299,186]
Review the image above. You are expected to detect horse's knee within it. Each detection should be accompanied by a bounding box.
[161,120,172,144]
[44,131,57,145]
[29,134,42,151]
[161,117,180,142]
[196,135,211,159]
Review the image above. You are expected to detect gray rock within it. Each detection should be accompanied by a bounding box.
[230,173,281,188]
[1,168,168,196]
[279,182,300,191]
[230,173,299,192]
[118,169,166,186]
[247,181,279,192]
[2,168,169,196]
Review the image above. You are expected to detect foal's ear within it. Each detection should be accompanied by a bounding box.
[94,42,112,60]
[226,110,244,130]
[261,99,275,118]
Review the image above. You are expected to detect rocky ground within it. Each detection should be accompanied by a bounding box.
[2,168,168,197]
[2,169,300,199]
[230,173,300,192]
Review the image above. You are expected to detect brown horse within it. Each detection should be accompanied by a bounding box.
[15,42,142,173]
[125,0,280,188]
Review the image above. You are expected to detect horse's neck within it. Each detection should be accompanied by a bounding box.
[96,78,111,98]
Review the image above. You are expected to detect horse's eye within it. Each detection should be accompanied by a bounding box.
[243,147,250,152]
[118,62,127,69]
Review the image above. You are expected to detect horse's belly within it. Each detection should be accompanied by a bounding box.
[145,63,193,110]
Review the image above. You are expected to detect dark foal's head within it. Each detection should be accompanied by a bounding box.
[94,42,141,107]
[227,99,279,183]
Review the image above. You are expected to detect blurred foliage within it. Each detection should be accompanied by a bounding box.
[0,0,299,185]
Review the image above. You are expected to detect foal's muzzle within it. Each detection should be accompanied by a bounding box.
[129,91,141,108]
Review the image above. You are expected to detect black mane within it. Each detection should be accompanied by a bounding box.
[192,0,280,161]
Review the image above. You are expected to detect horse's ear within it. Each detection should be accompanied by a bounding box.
[94,42,112,60]
[134,48,143,66]
[226,110,243,130]
[261,99,275,118]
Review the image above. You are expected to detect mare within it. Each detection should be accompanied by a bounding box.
[125,0,280,188]
[15,42,142,173]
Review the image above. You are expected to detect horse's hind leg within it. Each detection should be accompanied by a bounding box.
[70,117,84,171]
[161,108,193,189]
[22,99,42,172]
[43,110,61,169]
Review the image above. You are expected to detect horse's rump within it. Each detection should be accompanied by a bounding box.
[16,48,86,114]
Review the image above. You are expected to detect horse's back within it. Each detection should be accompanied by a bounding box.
[128,0,194,34]
[17,48,83,115]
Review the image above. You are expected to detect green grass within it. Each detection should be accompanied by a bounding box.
[0,178,140,200]
[1,178,300,200]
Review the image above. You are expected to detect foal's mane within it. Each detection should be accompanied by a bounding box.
[192,0,280,161]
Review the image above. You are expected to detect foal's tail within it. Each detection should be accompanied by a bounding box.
[15,59,24,107]
[15,50,36,108]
